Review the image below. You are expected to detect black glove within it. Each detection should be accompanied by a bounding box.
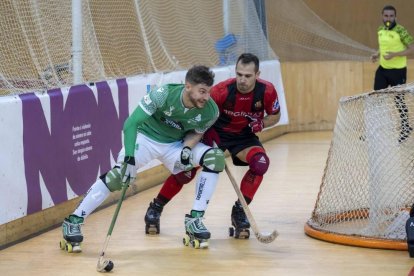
[177,146,193,171]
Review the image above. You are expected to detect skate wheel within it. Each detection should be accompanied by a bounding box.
[191,239,200,249]
[66,242,73,253]
[72,243,82,253]
[59,240,66,250]
[146,224,160,235]
[183,235,190,246]
[235,229,250,239]
[229,227,234,237]
[199,240,209,249]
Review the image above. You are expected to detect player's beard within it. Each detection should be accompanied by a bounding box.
[193,99,206,109]
[237,82,254,93]
[383,20,396,29]
[189,95,206,109]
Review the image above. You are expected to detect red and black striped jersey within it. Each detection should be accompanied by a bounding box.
[210,78,279,138]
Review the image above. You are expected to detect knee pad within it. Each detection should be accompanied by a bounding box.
[100,166,123,192]
[173,167,198,184]
[247,148,269,176]
[201,148,225,173]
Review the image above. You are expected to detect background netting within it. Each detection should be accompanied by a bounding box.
[265,0,374,61]
[0,0,373,96]
[306,82,414,249]
[0,0,274,95]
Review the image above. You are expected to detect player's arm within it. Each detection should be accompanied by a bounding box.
[123,87,167,156]
[384,29,414,60]
[119,106,151,182]
[183,131,204,149]
[123,105,151,156]
[263,113,280,128]
[371,50,380,62]
[384,43,414,60]
[263,84,281,128]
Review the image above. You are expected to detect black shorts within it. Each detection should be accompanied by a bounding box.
[219,134,263,166]
[374,66,407,90]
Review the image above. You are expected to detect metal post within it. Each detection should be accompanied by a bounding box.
[223,0,230,35]
[72,0,83,84]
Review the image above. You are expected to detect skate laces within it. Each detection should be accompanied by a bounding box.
[69,223,82,234]
[186,216,207,232]
[65,215,84,235]
[194,217,207,230]
[234,204,249,223]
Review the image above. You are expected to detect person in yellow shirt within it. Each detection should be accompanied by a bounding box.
[371,5,414,142]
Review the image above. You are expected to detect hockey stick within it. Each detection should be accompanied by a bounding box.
[96,179,130,272]
[224,159,278,243]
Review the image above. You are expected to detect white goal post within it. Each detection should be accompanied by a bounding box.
[305,83,414,250]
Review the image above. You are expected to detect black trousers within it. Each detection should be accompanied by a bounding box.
[374,66,407,90]
[374,66,411,142]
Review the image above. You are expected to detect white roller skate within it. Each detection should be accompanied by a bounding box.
[183,210,210,249]
[60,215,84,253]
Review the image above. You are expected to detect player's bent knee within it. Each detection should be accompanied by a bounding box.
[100,166,123,192]
[201,148,225,173]
[249,152,270,176]
[174,167,198,184]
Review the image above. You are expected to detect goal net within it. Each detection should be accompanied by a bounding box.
[305,82,414,250]
[0,0,374,97]
[0,0,275,96]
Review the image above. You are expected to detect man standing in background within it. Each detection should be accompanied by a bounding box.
[371,5,414,143]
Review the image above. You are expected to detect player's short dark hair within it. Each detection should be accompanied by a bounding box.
[185,65,215,87]
[236,53,260,73]
[382,5,396,16]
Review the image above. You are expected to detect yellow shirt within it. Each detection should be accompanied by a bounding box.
[377,24,414,69]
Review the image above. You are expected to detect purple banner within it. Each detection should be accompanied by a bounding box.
[19,79,129,215]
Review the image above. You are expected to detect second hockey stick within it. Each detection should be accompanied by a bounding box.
[96,178,130,272]
[224,159,278,243]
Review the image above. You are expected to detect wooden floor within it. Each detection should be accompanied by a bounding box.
[1,131,413,276]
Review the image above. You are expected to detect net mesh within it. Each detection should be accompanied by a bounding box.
[265,0,374,61]
[0,0,373,96]
[306,82,414,249]
[0,0,276,96]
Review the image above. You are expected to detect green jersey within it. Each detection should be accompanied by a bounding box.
[123,84,219,156]
[377,23,414,69]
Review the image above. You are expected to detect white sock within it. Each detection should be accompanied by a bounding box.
[192,171,219,211]
[73,179,110,218]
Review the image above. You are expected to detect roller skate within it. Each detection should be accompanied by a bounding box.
[144,198,164,235]
[183,210,210,249]
[229,201,250,239]
[60,214,84,253]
